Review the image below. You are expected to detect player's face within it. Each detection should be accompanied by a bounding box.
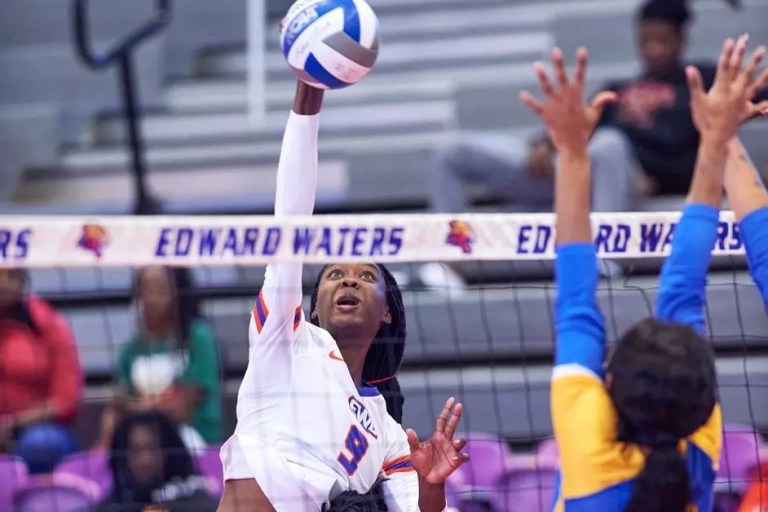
[137,267,176,323]
[312,263,392,344]
[126,424,165,489]
[0,269,24,311]
[637,20,685,75]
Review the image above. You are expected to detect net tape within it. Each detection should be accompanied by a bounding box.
[0,211,745,268]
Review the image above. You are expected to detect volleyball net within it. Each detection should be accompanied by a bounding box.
[2,211,767,510]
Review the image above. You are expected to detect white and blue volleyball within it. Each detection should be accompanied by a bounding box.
[280,0,380,89]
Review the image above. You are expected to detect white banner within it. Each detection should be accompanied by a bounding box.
[0,212,745,268]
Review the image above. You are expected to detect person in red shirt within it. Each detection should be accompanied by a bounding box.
[0,268,83,473]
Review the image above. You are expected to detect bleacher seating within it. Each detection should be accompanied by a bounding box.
[5,0,767,213]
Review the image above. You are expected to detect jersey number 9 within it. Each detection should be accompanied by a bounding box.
[337,425,369,475]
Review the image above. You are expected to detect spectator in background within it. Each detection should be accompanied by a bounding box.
[432,0,768,214]
[94,411,217,512]
[422,0,767,289]
[98,267,222,452]
[0,268,82,473]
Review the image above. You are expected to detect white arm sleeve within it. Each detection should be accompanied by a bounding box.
[242,111,319,399]
[380,421,420,512]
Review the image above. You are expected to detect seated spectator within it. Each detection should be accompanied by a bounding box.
[98,267,222,452]
[431,0,767,218]
[94,411,218,512]
[0,268,82,474]
[422,0,767,289]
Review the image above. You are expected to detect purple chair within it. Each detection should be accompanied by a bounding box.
[55,449,111,500]
[460,433,515,489]
[717,425,764,494]
[495,465,558,512]
[195,445,224,497]
[0,455,28,512]
[14,473,101,512]
[535,439,559,467]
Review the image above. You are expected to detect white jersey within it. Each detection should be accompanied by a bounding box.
[221,111,419,512]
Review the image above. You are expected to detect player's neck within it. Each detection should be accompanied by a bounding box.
[339,344,368,387]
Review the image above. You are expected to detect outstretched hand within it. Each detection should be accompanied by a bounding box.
[407,397,468,485]
[520,47,617,154]
[687,34,768,143]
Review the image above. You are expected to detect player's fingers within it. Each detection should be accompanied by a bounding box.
[728,34,749,78]
[406,428,420,453]
[590,91,618,113]
[551,47,570,89]
[743,45,766,82]
[435,397,455,433]
[444,402,463,441]
[573,47,588,89]
[456,453,470,466]
[716,38,736,83]
[453,437,467,452]
[746,68,768,101]
[519,91,546,117]
[747,99,768,120]
[686,66,706,100]
[534,61,557,98]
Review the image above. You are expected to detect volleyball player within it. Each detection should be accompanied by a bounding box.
[217,80,467,512]
[520,34,768,512]
[725,138,768,512]
[724,138,768,303]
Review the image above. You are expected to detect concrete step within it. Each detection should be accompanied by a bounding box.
[57,125,454,175]
[166,78,457,112]
[14,160,350,209]
[90,98,456,147]
[197,32,553,78]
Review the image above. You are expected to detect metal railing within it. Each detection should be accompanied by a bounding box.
[73,0,172,215]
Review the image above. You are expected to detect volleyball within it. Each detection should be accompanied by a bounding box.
[280,0,380,90]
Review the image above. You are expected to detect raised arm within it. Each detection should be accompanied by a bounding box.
[255,82,324,333]
[657,37,768,333]
[240,82,324,400]
[520,47,616,377]
[725,138,768,305]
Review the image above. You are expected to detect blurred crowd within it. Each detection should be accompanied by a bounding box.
[418,0,768,290]
[0,266,222,511]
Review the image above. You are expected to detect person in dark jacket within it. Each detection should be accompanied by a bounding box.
[94,411,217,512]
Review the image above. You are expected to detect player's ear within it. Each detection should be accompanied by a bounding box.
[381,306,392,325]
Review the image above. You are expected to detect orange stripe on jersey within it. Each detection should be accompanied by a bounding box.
[383,455,413,475]
[253,293,269,333]
[293,306,302,331]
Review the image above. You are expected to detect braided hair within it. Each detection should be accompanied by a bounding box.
[608,318,717,512]
[310,264,407,424]
[106,411,201,505]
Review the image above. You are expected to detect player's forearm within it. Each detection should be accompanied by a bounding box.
[740,207,768,306]
[686,140,728,208]
[555,149,592,245]
[724,138,768,221]
[656,204,719,334]
[418,479,446,512]
[274,106,320,218]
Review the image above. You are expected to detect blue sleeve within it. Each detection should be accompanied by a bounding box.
[656,204,719,335]
[555,243,606,377]
[739,206,768,307]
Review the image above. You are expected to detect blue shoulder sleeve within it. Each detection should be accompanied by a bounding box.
[555,243,606,377]
[739,207,768,307]
[656,204,719,335]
